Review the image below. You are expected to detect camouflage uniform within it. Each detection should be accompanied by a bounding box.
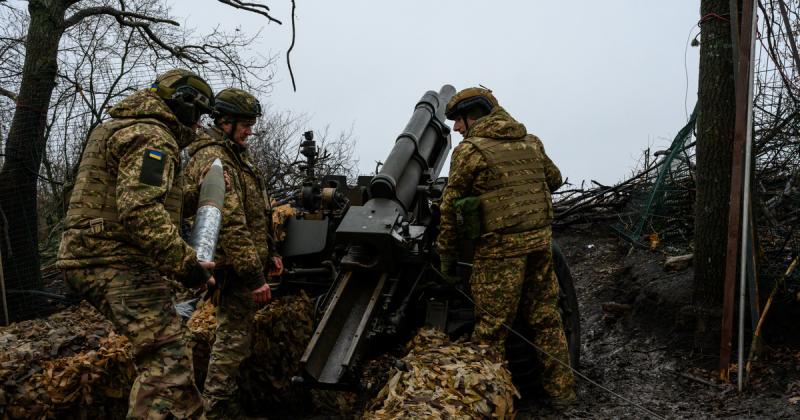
[184,125,272,418]
[437,105,575,403]
[57,88,206,419]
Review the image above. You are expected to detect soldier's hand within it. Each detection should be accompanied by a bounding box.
[269,256,284,277]
[199,261,216,290]
[199,163,231,190]
[252,283,271,304]
[182,260,215,290]
[438,257,459,285]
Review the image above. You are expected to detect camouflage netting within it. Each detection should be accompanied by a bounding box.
[2,298,518,419]
[242,290,314,410]
[1,291,317,418]
[187,291,315,414]
[364,328,518,419]
[186,297,217,388]
[0,302,132,419]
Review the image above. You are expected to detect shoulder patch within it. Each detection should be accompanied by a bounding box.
[139,148,166,186]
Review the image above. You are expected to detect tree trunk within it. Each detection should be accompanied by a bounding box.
[0,0,67,322]
[692,0,738,350]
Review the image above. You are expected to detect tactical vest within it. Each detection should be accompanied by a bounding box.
[64,118,183,237]
[465,134,553,234]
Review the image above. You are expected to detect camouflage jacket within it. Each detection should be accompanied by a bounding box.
[184,126,270,290]
[57,90,201,279]
[437,106,562,259]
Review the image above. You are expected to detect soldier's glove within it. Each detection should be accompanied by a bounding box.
[438,257,459,285]
[182,261,213,289]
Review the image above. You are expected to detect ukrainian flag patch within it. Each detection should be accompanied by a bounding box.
[148,149,163,160]
[140,148,166,186]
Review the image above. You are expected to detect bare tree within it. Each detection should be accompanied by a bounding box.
[691,0,738,350]
[245,106,359,196]
[0,0,285,321]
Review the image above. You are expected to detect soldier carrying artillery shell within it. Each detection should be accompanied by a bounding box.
[183,87,282,419]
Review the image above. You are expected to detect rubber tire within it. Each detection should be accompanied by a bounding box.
[552,241,581,368]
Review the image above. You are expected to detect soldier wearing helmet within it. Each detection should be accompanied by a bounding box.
[183,87,281,418]
[437,87,576,409]
[57,68,216,418]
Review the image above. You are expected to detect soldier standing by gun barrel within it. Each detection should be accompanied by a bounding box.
[183,88,282,418]
[436,87,576,409]
[57,69,217,419]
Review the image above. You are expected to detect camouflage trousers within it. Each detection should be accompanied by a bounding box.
[203,279,256,419]
[64,266,203,419]
[470,247,576,402]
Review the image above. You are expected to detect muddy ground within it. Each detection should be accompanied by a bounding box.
[529,223,800,419]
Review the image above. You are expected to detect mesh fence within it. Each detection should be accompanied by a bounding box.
[611,109,697,250]
[610,1,800,297]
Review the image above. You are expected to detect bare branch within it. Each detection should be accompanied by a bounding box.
[0,86,16,101]
[216,0,282,24]
[64,6,179,28]
[287,0,296,91]
[133,23,205,64]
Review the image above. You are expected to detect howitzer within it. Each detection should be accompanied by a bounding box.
[277,85,580,391]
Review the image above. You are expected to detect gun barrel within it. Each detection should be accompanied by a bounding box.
[370,85,455,211]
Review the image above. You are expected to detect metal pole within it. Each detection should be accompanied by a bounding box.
[737,0,758,392]
[720,0,756,381]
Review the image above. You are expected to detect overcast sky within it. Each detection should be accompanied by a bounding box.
[172,1,701,186]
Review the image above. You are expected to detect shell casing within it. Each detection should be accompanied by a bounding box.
[190,158,225,261]
[191,206,223,261]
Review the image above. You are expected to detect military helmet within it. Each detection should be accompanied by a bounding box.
[214,88,262,120]
[445,87,498,120]
[151,69,214,127]
[152,69,214,112]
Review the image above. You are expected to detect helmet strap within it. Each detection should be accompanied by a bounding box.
[226,120,237,141]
